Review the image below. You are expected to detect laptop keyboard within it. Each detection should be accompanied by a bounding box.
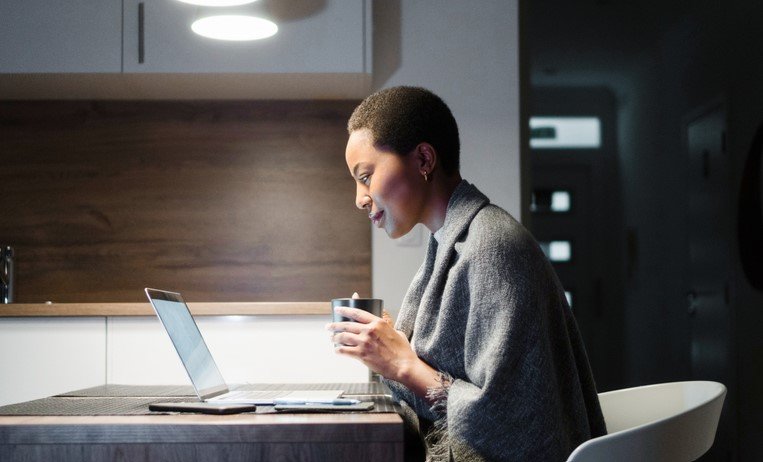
[219,390,285,400]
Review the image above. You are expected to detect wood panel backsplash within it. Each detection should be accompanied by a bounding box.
[0,101,369,303]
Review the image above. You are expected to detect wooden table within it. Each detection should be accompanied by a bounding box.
[0,399,404,461]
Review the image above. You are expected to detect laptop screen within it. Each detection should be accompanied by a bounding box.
[146,289,228,399]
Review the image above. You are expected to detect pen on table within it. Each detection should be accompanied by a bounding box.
[273,398,361,405]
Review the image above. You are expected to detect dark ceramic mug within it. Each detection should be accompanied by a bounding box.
[331,297,383,323]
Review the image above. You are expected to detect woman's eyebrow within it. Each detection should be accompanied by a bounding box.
[352,163,368,178]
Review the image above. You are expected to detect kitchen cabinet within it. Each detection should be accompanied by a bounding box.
[123,0,370,74]
[107,316,369,385]
[0,311,368,407]
[0,1,122,73]
[0,318,106,407]
[0,0,371,99]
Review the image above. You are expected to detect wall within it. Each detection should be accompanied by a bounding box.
[0,101,369,303]
[726,3,763,459]
[370,0,522,314]
[621,3,763,458]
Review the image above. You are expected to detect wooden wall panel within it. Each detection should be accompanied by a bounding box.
[0,101,369,303]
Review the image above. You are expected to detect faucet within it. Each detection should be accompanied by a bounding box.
[1,246,13,303]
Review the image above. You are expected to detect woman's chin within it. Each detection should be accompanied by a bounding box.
[388,224,414,240]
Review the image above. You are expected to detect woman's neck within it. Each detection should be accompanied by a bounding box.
[423,174,462,234]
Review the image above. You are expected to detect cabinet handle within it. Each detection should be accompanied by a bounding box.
[138,2,145,64]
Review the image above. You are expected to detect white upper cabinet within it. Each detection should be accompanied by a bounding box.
[0,0,371,98]
[122,0,370,74]
[0,1,122,73]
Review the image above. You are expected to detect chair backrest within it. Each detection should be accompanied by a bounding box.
[567,381,726,462]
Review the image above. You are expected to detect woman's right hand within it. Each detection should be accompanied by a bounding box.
[327,306,419,381]
[326,307,441,399]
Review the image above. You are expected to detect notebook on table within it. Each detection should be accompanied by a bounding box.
[144,288,343,406]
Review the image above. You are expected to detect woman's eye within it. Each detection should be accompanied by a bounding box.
[360,175,371,185]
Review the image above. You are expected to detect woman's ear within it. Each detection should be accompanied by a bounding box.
[415,142,437,174]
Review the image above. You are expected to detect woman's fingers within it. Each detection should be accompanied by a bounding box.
[332,306,378,324]
[333,343,363,357]
[326,321,363,334]
[326,320,364,346]
[331,331,362,347]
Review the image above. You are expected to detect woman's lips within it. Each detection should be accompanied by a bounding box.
[370,210,384,227]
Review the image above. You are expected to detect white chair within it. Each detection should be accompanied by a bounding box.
[567,381,726,462]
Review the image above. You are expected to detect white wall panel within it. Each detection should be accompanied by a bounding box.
[371,0,521,314]
[0,318,106,406]
[107,316,369,386]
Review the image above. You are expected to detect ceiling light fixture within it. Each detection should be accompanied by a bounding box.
[191,15,278,41]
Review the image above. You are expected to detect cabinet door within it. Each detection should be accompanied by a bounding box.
[107,317,369,385]
[0,318,106,406]
[123,0,368,74]
[0,1,122,73]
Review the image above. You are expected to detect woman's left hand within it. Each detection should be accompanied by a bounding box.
[326,307,419,383]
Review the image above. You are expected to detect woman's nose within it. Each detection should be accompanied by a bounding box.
[356,189,371,210]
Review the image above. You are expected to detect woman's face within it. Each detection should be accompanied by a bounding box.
[345,129,426,239]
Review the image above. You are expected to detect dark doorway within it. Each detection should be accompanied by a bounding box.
[528,87,625,392]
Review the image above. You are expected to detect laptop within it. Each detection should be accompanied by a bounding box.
[144,288,344,405]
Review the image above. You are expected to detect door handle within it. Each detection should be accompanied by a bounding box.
[686,290,698,316]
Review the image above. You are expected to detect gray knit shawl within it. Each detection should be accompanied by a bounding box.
[383,181,606,461]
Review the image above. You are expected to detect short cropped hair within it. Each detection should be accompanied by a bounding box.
[347,86,460,175]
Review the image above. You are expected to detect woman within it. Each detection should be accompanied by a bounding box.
[328,86,606,461]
